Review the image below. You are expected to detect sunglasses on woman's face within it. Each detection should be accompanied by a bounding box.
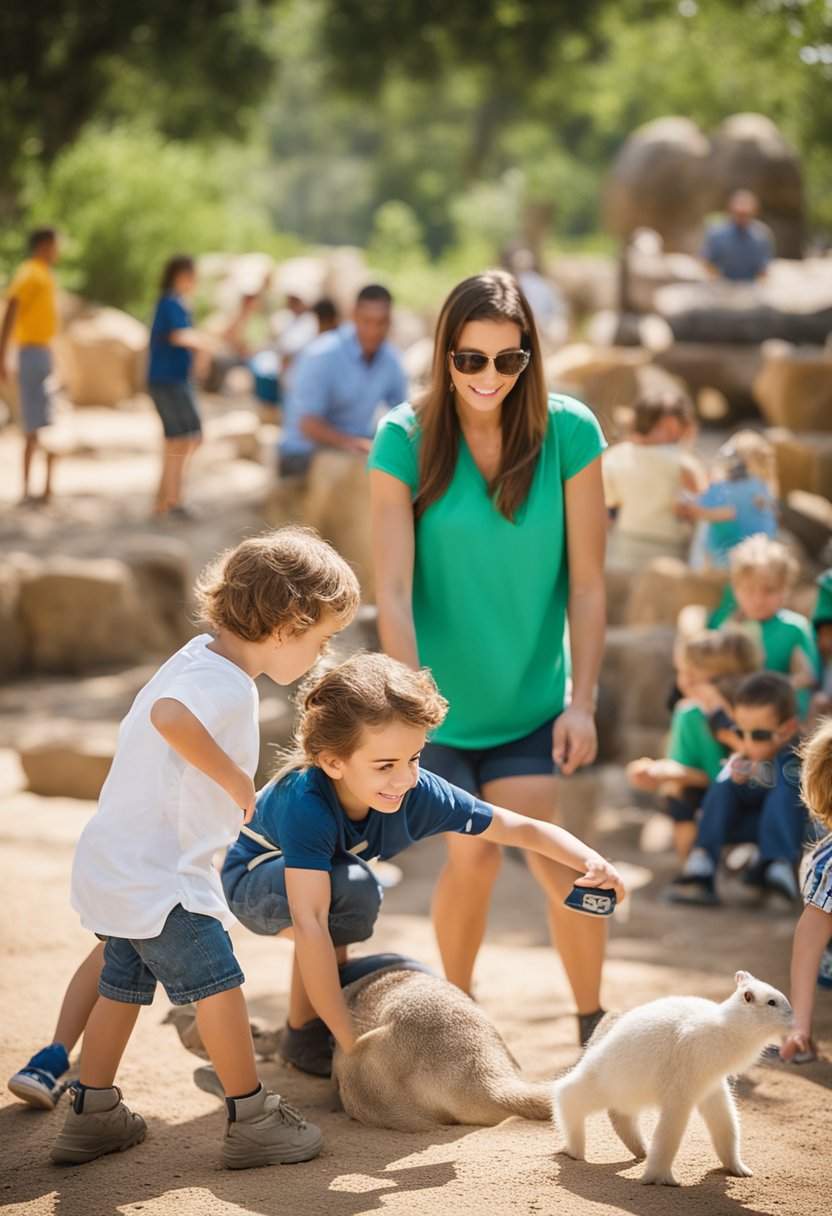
[450,349,531,376]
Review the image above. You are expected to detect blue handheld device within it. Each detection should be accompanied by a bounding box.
[564,885,617,917]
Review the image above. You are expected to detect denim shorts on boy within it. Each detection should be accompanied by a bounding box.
[148,381,202,439]
[98,904,244,1006]
[18,345,53,433]
[420,715,558,794]
[222,850,382,946]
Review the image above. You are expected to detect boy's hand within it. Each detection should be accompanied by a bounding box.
[573,856,626,903]
[225,767,256,822]
[553,706,597,775]
[626,757,661,792]
[780,1029,813,1062]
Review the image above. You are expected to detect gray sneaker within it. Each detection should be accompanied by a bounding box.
[220,1084,323,1170]
[50,1086,147,1164]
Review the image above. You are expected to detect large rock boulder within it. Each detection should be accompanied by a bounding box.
[115,538,194,656]
[597,626,676,763]
[653,279,832,347]
[18,721,118,800]
[627,558,729,628]
[547,255,618,315]
[54,307,149,407]
[18,557,145,673]
[753,340,832,431]
[544,344,687,437]
[768,428,832,500]
[604,117,713,254]
[0,554,37,681]
[709,114,804,258]
[655,342,763,418]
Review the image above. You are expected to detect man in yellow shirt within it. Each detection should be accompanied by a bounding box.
[0,227,60,503]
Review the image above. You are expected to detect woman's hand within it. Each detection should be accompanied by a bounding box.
[553,705,597,775]
[573,855,626,903]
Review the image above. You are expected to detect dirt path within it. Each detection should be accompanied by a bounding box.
[0,403,828,1215]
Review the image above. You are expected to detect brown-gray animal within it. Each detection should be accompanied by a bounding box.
[332,966,552,1132]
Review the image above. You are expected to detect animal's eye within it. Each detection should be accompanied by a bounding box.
[767,999,776,1006]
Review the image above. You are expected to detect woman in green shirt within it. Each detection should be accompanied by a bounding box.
[368,270,610,1043]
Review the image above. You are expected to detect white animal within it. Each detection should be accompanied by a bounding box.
[552,971,793,1186]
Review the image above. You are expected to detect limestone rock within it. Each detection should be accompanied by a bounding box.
[0,554,37,680]
[18,721,118,800]
[597,626,676,762]
[547,255,618,315]
[18,557,144,673]
[545,344,687,436]
[753,341,832,431]
[55,307,149,408]
[627,558,729,629]
[768,428,832,500]
[780,490,832,561]
[115,537,194,656]
[204,409,262,461]
[655,343,763,418]
[604,117,713,254]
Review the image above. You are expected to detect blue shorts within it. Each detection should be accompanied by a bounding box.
[148,381,202,439]
[222,851,382,946]
[98,904,244,1006]
[18,345,53,433]
[421,716,558,796]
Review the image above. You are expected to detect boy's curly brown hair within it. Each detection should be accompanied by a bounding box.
[800,718,832,832]
[194,525,360,642]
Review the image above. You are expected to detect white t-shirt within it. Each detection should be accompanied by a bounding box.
[71,634,259,939]
[602,441,691,545]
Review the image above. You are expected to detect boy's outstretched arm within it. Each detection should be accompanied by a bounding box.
[150,697,255,821]
[285,868,357,1054]
[481,807,625,902]
[781,903,831,1060]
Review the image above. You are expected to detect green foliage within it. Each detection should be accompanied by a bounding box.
[17,126,296,317]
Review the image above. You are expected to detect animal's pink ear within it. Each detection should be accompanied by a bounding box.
[735,970,751,986]
[743,989,755,1004]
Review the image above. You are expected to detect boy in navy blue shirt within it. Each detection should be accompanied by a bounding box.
[222,653,624,1076]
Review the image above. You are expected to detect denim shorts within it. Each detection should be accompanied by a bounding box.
[18,345,53,433]
[222,851,382,947]
[98,904,244,1006]
[421,716,558,796]
[148,381,202,439]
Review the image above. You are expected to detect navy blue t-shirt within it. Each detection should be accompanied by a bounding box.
[224,766,494,873]
[148,293,193,383]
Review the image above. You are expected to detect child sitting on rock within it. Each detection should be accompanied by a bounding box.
[628,628,760,864]
[668,672,809,907]
[681,430,779,570]
[602,392,705,564]
[707,534,820,719]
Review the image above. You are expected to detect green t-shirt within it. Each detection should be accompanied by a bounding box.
[707,593,820,716]
[666,702,726,780]
[367,394,606,748]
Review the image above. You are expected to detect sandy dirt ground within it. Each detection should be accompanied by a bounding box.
[0,402,829,1216]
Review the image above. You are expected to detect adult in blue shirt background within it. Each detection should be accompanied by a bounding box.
[147,255,212,519]
[278,284,408,478]
[700,190,774,283]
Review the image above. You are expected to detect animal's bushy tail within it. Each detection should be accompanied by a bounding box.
[492,1078,554,1122]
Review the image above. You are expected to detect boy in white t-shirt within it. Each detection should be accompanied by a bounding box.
[46,525,359,1170]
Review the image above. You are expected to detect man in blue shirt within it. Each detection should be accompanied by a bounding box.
[700,190,774,283]
[278,284,408,477]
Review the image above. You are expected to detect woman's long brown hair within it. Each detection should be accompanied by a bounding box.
[414,269,549,521]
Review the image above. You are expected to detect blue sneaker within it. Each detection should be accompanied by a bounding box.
[8,1044,70,1110]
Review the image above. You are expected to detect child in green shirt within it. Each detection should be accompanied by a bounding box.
[628,629,760,862]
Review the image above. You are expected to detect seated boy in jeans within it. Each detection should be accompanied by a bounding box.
[668,671,807,906]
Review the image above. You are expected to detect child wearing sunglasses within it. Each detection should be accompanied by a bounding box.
[780,717,832,1064]
[668,671,809,906]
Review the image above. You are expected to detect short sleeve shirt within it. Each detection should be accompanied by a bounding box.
[280,324,408,457]
[706,602,821,716]
[6,259,57,345]
[148,293,193,383]
[601,442,690,544]
[698,477,777,565]
[71,635,259,938]
[224,766,494,873]
[368,395,606,748]
[802,835,832,913]
[700,220,773,281]
[666,702,726,781]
